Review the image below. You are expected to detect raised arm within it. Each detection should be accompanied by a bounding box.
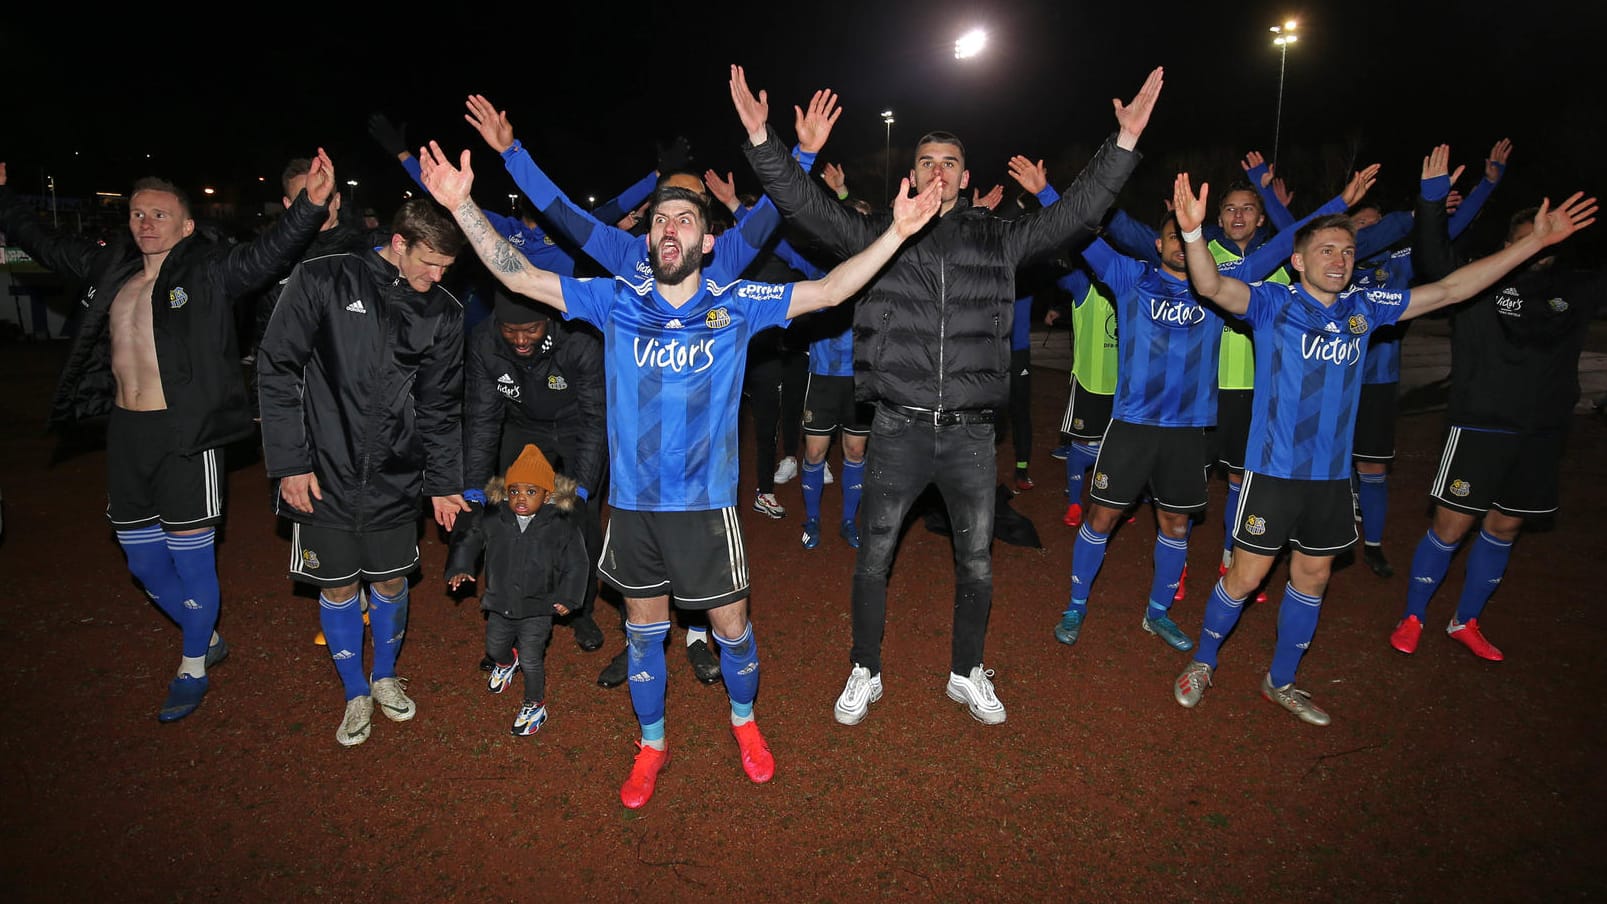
[1240,151,1297,231]
[786,176,941,318]
[418,142,568,310]
[219,148,335,296]
[1445,138,1511,239]
[1402,193,1597,319]
[1175,174,1250,314]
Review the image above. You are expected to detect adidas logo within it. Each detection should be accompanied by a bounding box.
[346,299,368,314]
[497,374,514,384]
[627,670,655,683]
[1413,576,1434,584]
[182,598,201,610]
[738,663,758,676]
[665,319,685,329]
[1323,322,1340,333]
[332,649,357,660]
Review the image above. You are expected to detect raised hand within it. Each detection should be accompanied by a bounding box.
[892,176,942,238]
[822,162,848,196]
[704,169,739,209]
[1421,144,1450,181]
[1445,189,1464,215]
[1006,155,1048,195]
[1530,192,1599,248]
[303,148,337,205]
[417,141,475,209]
[1486,138,1513,182]
[464,95,515,154]
[368,113,409,158]
[1343,163,1381,208]
[1172,173,1208,234]
[1114,66,1165,149]
[729,65,770,143]
[794,89,842,154]
[1240,150,1274,187]
[972,184,1004,210]
[1271,176,1294,208]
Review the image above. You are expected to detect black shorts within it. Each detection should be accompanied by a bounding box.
[1089,420,1209,513]
[1058,376,1114,441]
[289,522,419,587]
[1430,426,1565,517]
[802,373,872,437]
[1209,388,1253,472]
[105,407,225,530]
[1352,382,1399,462]
[1231,471,1357,556]
[598,508,749,610]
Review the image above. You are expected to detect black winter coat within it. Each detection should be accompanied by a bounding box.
[445,502,589,620]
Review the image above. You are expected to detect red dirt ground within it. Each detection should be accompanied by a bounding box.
[1,338,1603,902]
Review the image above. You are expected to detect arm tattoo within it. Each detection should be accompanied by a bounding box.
[455,199,530,277]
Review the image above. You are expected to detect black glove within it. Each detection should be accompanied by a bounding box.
[368,113,409,158]
[657,135,693,173]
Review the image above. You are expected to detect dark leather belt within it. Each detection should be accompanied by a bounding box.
[882,402,997,426]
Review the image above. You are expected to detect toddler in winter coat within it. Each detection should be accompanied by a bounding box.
[447,444,589,735]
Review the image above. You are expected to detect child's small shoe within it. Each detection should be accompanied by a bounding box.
[511,701,547,736]
[488,650,520,694]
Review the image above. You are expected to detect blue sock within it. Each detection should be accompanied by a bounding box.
[714,624,760,718]
[367,583,409,680]
[1196,580,1247,668]
[625,621,671,733]
[1405,530,1460,619]
[1455,530,1513,623]
[1067,523,1110,614]
[320,591,369,700]
[118,526,187,625]
[1067,442,1098,499]
[840,458,865,521]
[1357,471,1388,545]
[800,459,825,521]
[640,717,666,746]
[1147,529,1190,618]
[1269,584,1323,687]
[1223,479,1243,553]
[166,528,221,659]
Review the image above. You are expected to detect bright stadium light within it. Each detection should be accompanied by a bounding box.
[955,28,987,60]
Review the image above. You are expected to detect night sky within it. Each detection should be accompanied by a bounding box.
[4,1,1599,256]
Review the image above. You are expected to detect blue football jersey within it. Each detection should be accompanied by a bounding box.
[562,275,793,511]
[1242,281,1409,480]
[1351,248,1416,385]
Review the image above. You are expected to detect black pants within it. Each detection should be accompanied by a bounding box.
[745,343,808,493]
[486,611,553,704]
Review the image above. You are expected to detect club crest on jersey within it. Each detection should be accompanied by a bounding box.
[542,235,555,246]
[1243,515,1267,536]
[301,548,321,570]
[705,308,733,329]
[1092,471,1109,490]
[1548,297,1569,312]
[1449,479,1471,497]
[1347,313,1369,334]
[168,287,189,309]
[802,408,816,425]
[547,374,569,391]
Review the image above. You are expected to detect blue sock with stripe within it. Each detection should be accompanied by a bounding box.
[840,458,865,521]
[1066,442,1098,499]
[715,624,760,724]
[166,528,221,659]
[118,526,187,625]
[1405,530,1460,619]
[1147,529,1190,618]
[800,459,825,521]
[1196,580,1247,668]
[1455,530,1513,623]
[626,621,671,736]
[1270,584,1323,687]
[320,591,369,700]
[1067,523,1109,614]
[1357,471,1388,545]
[1223,479,1243,553]
[367,583,409,680]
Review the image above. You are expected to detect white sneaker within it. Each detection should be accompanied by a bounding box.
[753,492,786,519]
[371,676,416,722]
[773,456,799,484]
[824,462,834,485]
[946,665,1006,724]
[833,664,883,725]
[336,695,373,747]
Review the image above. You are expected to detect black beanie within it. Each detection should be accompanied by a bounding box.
[492,288,552,325]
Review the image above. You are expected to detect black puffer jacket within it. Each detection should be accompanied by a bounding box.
[0,186,327,451]
[745,126,1138,410]
[462,316,606,493]
[445,482,590,620]
[257,248,463,530]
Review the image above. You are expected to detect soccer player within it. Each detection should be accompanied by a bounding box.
[1168,172,1595,725]
[0,155,334,721]
[416,133,941,807]
[258,198,470,747]
[738,64,1165,726]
